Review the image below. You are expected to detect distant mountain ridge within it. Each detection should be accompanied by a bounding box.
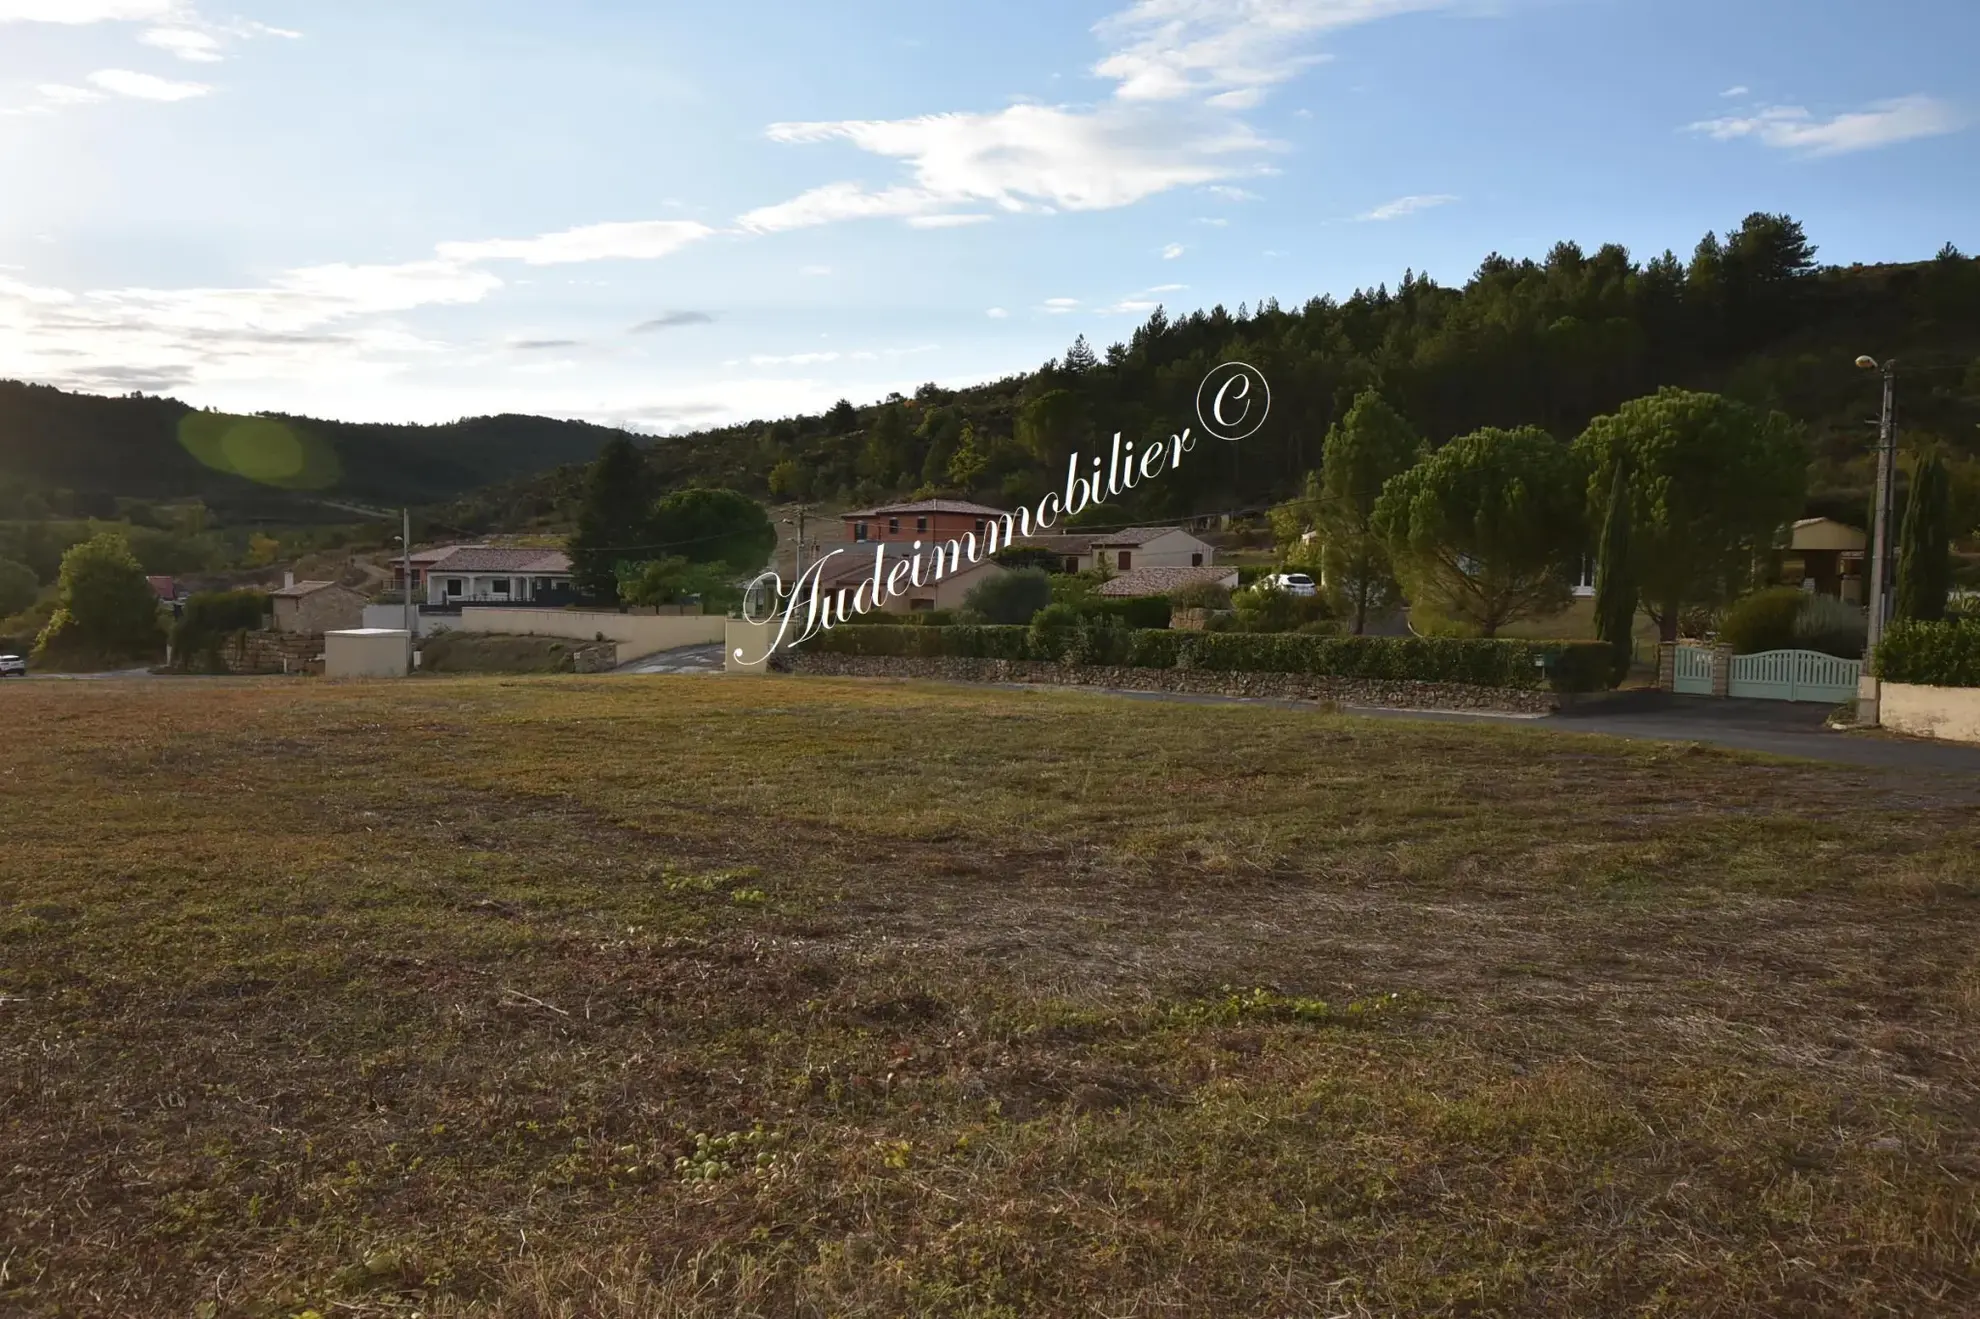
[0,380,638,519]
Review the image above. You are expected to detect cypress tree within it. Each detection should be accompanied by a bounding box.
[568,437,655,607]
[1593,459,1638,683]
[1894,452,1951,622]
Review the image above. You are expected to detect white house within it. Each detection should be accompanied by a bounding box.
[410,546,576,606]
[1013,526,1216,575]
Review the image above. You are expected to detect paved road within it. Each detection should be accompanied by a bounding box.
[1011,685,1980,775]
[615,643,725,675]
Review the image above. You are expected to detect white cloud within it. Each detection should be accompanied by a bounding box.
[436,220,715,265]
[141,26,224,61]
[88,68,212,101]
[1104,299,1160,314]
[1146,282,1187,292]
[0,0,173,21]
[1687,94,1966,156]
[1093,0,1455,103]
[906,213,994,228]
[1195,216,1229,226]
[1161,242,1186,259]
[986,307,1010,319]
[1357,193,1457,221]
[1042,297,1081,314]
[1721,85,1749,98]
[1203,184,1261,200]
[743,103,1268,232]
[750,351,842,367]
[38,83,107,105]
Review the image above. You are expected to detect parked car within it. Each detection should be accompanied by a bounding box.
[0,654,26,677]
[1265,572,1318,598]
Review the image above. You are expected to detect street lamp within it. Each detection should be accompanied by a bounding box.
[1856,355,1896,723]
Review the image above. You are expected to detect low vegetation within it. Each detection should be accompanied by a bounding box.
[417,631,613,674]
[4,676,1976,1316]
[1876,617,1980,687]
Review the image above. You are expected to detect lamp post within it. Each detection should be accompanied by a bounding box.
[1855,355,1896,724]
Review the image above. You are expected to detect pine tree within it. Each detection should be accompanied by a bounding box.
[568,437,654,606]
[1315,390,1415,633]
[1894,451,1951,622]
[1593,459,1638,683]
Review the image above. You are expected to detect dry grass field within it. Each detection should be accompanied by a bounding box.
[2,674,1977,1318]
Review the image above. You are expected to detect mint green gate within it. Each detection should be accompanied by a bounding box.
[1673,646,1714,695]
[1727,649,1860,704]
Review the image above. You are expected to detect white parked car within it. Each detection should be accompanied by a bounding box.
[1265,572,1318,598]
[0,654,26,677]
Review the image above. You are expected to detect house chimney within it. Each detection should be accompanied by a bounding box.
[283,571,295,590]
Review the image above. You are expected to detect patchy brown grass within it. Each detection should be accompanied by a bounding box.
[1,673,1977,1318]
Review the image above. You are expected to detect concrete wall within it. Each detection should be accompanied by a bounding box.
[363,604,458,638]
[1881,682,1980,744]
[725,617,779,674]
[325,630,410,679]
[457,607,724,661]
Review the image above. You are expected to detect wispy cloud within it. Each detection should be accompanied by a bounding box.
[1688,94,1966,156]
[1357,193,1458,221]
[630,310,716,332]
[1195,216,1229,226]
[1720,85,1749,98]
[800,265,833,276]
[87,68,212,100]
[1202,184,1260,201]
[1042,297,1081,314]
[906,213,994,229]
[140,26,224,61]
[1161,242,1186,259]
[438,220,715,265]
[986,307,1010,319]
[512,338,582,351]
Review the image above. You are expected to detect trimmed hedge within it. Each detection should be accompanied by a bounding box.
[803,625,1612,692]
[1088,595,1172,629]
[1875,619,1980,688]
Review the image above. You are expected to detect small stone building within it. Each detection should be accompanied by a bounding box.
[271,579,367,634]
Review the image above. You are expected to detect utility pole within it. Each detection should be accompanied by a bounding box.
[1855,355,1896,725]
[401,507,414,673]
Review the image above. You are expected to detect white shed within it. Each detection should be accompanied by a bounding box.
[324,629,410,679]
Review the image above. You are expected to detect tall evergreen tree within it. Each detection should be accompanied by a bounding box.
[1315,389,1416,634]
[568,437,655,605]
[1593,459,1638,683]
[1894,451,1952,622]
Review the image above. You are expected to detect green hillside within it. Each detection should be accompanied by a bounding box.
[447,215,1980,537]
[0,384,636,522]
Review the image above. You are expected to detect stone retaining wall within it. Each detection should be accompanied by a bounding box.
[777,651,1562,713]
[213,631,323,676]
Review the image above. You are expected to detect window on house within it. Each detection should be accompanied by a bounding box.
[1063,557,1079,574]
[970,519,981,535]
[909,598,935,611]
[854,521,869,542]
[446,578,463,597]
[888,518,901,535]
[1191,553,1203,567]
[922,517,933,534]
[492,579,511,596]
[1117,551,1132,570]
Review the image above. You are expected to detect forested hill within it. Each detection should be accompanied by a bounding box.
[0,383,631,521]
[450,215,1980,535]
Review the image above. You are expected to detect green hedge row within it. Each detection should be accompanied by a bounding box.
[803,625,1613,692]
[1875,619,1980,688]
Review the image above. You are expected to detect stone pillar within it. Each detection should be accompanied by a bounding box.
[1856,672,1881,727]
[1656,642,1676,692]
[1711,646,1733,698]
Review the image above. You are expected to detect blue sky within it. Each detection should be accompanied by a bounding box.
[1,0,1974,431]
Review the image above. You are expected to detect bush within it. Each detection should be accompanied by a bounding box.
[1087,594,1172,629]
[0,557,38,618]
[1170,580,1232,611]
[803,625,1613,692]
[1230,582,1334,633]
[171,589,271,671]
[1792,594,1867,659]
[961,568,1053,625]
[1719,588,1806,655]
[1875,619,1980,687]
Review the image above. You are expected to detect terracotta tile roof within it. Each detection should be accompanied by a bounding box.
[271,580,345,599]
[423,547,572,573]
[146,575,176,601]
[1095,565,1239,597]
[1089,526,1192,547]
[840,498,1010,519]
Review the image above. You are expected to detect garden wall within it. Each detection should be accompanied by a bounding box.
[1879,683,1980,744]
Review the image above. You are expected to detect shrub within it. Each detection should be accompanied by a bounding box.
[1087,594,1171,629]
[0,557,38,618]
[1875,619,1980,688]
[171,589,271,670]
[1719,587,1807,654]
[1170,580,1232,611]
[961,568,1053,625]
[1231,582,1333,633]
[803,625,1612,692]
[1792,594,1867,659]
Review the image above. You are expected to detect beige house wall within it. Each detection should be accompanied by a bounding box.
[1093,530,1215,572]
[458,608,724,661]
[274,587,366,634]
[325,629,409,678]
[1881,682,1980,744]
